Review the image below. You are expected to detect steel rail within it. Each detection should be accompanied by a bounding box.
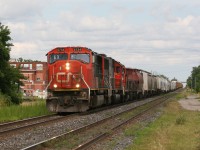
[0,114,56,127]
[0,114,77,137]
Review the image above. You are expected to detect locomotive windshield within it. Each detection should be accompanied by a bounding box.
[49,53,68,64]
[70,53,90,63]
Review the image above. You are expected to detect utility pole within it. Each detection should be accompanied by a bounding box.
[191,76,193,92]
[195,77,197,92]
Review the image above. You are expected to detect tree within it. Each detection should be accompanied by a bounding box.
[187,65,200,93]
[0,23,24,104]
[17,57,23,62]
[16,57,41,62]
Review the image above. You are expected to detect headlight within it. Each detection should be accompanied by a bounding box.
[53,84,57,88]
[66,63,70,70]
[76,83,80,88]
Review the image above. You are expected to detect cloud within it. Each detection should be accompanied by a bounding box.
[1,0,199,82]
[0,0,45,20]
[177,16,194,26]
[11,42,39,58]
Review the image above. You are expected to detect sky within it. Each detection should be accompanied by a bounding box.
[1,0,200,83]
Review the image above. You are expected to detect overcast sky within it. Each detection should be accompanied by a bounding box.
[1,0,200,82]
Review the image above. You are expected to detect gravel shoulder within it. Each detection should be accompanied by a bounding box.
[179,94,200,111]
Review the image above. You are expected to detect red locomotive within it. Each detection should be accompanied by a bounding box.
[46,47,126,112]
[46,46,182,113]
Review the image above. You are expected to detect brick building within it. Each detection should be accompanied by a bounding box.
[9,61,48,98]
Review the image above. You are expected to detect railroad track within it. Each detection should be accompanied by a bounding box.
[0,98,149,138]
[22,91,180,150]
[73,95,172,150]
[0,113,77,137]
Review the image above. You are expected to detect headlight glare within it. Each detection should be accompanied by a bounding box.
[76,83,80,88]
[53,84,57,88]
[66,66,70,70]
[66,63,70,70]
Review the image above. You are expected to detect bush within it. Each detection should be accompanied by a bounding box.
[10,92,23,104]
[176,115,186,125]
[0,91,23,106]
[0,92,12,106]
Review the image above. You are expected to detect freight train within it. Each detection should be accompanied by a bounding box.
[46,47,182,112]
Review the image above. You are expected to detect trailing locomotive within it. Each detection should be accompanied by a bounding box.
[46,47,182,113]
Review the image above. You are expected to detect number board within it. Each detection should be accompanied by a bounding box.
[57,48,65,52]
[74,47,82,51]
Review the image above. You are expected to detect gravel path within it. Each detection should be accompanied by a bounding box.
[179,95,200,111]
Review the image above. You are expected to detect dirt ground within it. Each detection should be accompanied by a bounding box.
[179,94,200,111]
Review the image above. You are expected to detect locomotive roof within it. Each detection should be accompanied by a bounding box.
[126,68,150,73]
[46,46,125,67]
[46,46,94,55]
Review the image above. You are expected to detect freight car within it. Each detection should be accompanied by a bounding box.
[46,47,182,113]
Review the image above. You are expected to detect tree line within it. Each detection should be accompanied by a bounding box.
[13,57,41,62]
[0,23,25,105]
[187,65,200,93]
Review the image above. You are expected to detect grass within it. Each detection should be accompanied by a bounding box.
[125,91,200,150]
[0,100,52,122]
[0,93,12,106]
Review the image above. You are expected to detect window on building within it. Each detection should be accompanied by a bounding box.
[29,64,32,69]
[20,64,23,69]
[36,77,41,81]
[10,64,16,68]
[36,64,43,70]
[20,64,32,69]
[24,64,29,69]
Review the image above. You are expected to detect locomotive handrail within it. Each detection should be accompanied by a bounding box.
[104,75,110,88]
[81,66,91,103]
[45,76,53,91]
[46,66,56,90]
[81,74,91,101]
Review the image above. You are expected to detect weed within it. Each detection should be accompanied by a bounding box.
[175,115,186,125]
[0,100,52,122]
[126,91,200,150]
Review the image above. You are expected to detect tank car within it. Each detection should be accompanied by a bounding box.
[46,47,126,112]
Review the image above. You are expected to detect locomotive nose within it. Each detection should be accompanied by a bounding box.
[52,61,83,89]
